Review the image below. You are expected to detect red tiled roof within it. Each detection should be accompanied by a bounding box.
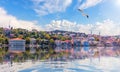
[10,38,23,40]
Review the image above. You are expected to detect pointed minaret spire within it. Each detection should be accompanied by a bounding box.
[9,20,11,29]
[99,31,100,36]
[91,30,92,35]
[9,24,10,29]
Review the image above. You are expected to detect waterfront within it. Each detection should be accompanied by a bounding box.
[0,0,120,72]
[0,46,120,72]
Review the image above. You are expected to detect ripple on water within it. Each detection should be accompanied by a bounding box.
[19,57,120,72]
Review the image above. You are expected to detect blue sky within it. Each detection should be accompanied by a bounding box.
[0,0,120,35]
[0,0,102,24]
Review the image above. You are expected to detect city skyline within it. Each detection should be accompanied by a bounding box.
[0,0,120,35]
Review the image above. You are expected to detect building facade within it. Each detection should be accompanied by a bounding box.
[9,38,25,53]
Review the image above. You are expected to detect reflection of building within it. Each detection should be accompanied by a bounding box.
[9,38,25,53]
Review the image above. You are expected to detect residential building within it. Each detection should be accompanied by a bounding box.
[9,38,25,53]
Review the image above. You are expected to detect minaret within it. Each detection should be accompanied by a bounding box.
[8,20,11,29]
[99,31,101,36]
[8,20,12,38]
[91,30,92,35]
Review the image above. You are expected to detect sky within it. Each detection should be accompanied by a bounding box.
[0,0,120,35]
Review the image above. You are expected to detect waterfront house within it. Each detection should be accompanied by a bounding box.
[30,38,36,47]
[55,40,62,46]
[105,40,113,47]
[83,41,89,47]
[72,37,82,46]
[88,37,99,46]
[30,38,36,45]
[61,41,68,49]
[88,37,95,41]
[9,38,25,53]
[30,38,36,54]
[64,40,72,47]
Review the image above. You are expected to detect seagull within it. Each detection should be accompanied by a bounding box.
[78,9,83,13]
[78,9,89,19]
[82,13,89,18]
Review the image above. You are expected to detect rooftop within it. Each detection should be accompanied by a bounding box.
[10,38,23,40]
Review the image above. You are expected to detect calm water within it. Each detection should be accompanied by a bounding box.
[19,57,120,72]
[19,46,120,72]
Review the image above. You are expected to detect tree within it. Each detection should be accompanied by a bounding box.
[0,37,5,44]
[18,35,23,39]
[36,38,41,44]
[49,39,54,44]
[45,34,50,39]
[4,37,9,44]
[25,37,30,44]
[0,48,3,63]
[61,37,66,41]
[25,48,30,60]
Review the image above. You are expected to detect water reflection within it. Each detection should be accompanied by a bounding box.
[1,46,120,72]
[54,46,120,61]
[1,46,120,63]
[19,54,120,72]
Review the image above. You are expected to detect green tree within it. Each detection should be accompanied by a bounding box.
[61,37,66,41]
[25,37,30,44]
[4,37,9,44]
[18,35,24,39]
[36,38,41,44]
[0,37,5,44]
[49,39,54,44]
[45,34,50,39]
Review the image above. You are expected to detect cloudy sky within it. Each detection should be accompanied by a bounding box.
[0,0,120,35]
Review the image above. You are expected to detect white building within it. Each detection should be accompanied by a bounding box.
[30,38,36,54]
[9,38,25,53]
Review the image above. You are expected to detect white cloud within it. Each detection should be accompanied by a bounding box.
[79,0,103,9]
[0,6,119,36]
[45,19,120,36]
[32,0,72,16]
[0,7,42,31]
[45,20,77,31]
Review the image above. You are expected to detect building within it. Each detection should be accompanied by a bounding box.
[30,38,36,54]
[9,38,25,53]
[30,38,36,46]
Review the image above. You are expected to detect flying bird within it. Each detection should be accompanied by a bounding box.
[78,9,83,13]
[82,13,89,18]
[78,9,89,19]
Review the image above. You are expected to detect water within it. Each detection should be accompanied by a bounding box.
[19,46,120,72]
[19,57,120,72]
